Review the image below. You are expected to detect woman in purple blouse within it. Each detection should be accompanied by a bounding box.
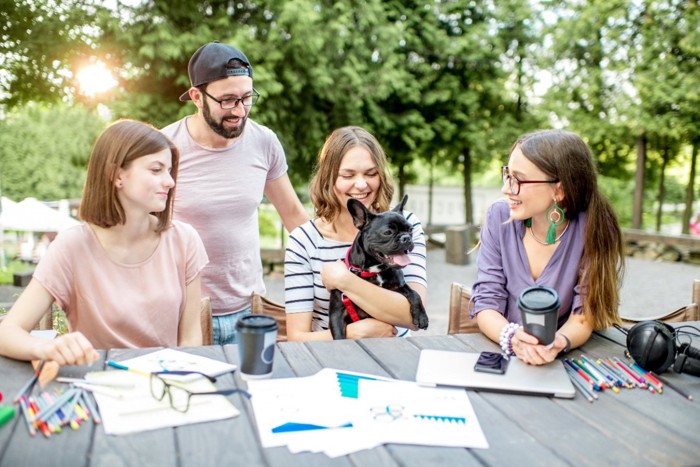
[470,130,624,365]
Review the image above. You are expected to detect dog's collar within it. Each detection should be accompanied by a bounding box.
[345,248,380,278]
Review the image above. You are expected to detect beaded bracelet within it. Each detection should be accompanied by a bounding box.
[499,322,521,356]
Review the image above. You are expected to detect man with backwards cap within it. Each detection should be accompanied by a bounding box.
[162,41,308,345]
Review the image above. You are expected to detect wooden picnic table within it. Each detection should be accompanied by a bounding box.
[1,325,699,466]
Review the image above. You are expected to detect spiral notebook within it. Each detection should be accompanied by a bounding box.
[415,349,575,399]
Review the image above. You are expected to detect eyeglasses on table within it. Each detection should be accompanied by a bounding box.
[149,371,251,413]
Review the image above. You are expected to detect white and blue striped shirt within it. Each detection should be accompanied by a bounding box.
[284,211,427,335]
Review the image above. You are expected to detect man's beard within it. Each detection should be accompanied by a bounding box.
[202,99,248,139]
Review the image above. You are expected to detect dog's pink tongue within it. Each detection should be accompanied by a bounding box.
[388,253,411,267]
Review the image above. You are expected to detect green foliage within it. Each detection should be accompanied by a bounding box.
[0,0,108,107]
[0,103,105,200]
[0,0,697,234]
[598,175,634,227]
[0,259,34,285]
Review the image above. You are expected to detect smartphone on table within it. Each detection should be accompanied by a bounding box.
[474,351,509,374]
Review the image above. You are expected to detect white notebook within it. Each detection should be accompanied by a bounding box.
[115,348,237,378]
[415,349,575,399]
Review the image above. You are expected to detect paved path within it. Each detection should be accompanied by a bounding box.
[2,250,699,336]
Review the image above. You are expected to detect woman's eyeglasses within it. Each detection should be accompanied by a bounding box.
[501,166,559,195]
[149,371,251,413]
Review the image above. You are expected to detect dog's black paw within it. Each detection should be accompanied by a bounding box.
[414,312,429,330]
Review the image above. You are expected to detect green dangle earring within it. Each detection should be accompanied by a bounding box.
[545,202,565,244]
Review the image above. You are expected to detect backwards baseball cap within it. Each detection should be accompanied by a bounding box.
[179,41,253,101]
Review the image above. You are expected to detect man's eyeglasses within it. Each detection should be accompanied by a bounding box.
[199,88,260,109]
[149,371,251,413]
[501,166,559,195]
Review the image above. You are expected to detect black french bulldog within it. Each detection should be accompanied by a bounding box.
[328,194,429,340]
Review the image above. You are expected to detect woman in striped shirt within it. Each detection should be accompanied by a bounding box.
[284,126,427,341]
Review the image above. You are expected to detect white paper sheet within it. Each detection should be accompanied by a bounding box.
[246,368,489,457]
[115,348,236,378]
[354,379,489,449]
[90,370,240,435]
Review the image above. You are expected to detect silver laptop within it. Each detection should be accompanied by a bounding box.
[415,349,575,399]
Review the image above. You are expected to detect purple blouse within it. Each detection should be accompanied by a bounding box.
[470,199,586,327]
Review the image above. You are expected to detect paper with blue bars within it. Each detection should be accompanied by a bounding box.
[246,368,488,457]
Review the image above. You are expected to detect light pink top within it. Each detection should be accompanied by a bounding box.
[162,117,287,315]
[33,221,208,349]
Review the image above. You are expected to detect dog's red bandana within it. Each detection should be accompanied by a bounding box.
[342,248,379,322]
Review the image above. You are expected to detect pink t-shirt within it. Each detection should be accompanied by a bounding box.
[33,221,208,349]
[162,117,287,315]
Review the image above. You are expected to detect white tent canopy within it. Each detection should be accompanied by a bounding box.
[0,197,80,232]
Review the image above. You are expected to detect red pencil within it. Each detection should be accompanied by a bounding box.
[564,360,602,391]
[613,359,646,388]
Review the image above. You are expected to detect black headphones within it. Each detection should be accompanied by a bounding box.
[622,321,700,377]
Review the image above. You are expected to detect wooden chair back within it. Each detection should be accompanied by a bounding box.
[251,292,287,342]
[447,282,480,334]
[200,296,213,345]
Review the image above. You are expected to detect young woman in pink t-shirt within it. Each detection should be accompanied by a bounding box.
[0,120,208,366]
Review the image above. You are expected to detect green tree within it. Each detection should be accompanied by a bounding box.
[632,0,700,233]
[0,103,105,201]
[0,0,107,107]
[540,0,635,170]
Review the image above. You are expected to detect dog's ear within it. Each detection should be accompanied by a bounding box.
[347,198,375,229]
[392,194,408,213]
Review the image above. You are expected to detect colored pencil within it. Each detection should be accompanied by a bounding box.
[81,391,102,424]
[106,360,151,377]
[652,372,693,401]
[564,359,602,391]
[12,361,45,403]
[565,366,596,402]
[18,397,36,437]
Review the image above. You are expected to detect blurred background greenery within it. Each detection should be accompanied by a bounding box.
[0,0,698,238]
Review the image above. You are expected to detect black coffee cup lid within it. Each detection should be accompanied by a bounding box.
[236,314,278,330]
[517,286,560,313]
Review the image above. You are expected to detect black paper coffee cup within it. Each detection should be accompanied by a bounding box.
[236,315,278,380]
[517,286,560,346]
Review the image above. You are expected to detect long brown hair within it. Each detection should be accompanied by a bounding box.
[310,126,394,223]
[80,119,179,233]
[514,129,625,329]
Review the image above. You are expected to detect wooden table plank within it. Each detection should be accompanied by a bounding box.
[275,341,325,377]
[0,354,105,467]
[302,339,391,376]
[483,391,652,466]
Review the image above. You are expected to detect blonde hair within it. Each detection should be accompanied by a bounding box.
[80,119,179,233]
[310,126,394,223]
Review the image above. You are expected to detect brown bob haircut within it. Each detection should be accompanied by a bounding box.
[79,119,179,233]
[310,126,395,223]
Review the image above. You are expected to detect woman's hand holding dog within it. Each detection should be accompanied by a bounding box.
[320,260,351,291]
